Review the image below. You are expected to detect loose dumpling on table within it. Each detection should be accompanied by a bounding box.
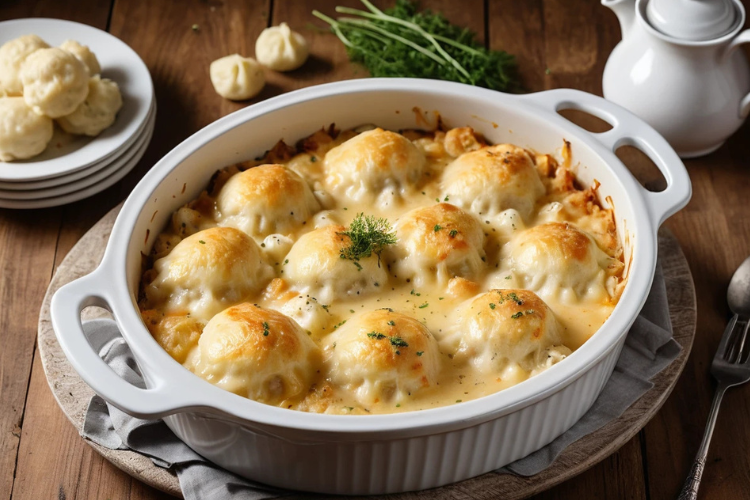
[440,144,545,221]
[324,128,427,207]
[503,222,622,302]
[387,203,486,286]
[447,289,571,377]
[323,309,441,405]
[216,164,321,240]
[283,225,388,304]
[142,227,273,321]
[191,303,321,404]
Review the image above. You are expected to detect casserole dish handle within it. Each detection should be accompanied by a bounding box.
[50,269,183,419]
[523,89,692,227]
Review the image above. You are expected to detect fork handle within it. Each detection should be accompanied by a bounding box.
[677,383,728,500]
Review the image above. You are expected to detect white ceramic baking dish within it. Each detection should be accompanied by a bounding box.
[50,79,691,495]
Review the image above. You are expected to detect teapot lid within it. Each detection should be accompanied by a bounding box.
[646,0,737,41]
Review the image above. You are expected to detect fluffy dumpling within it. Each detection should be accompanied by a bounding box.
[324,128,427,205]
[192,303,321,404]
[440,144,545,221]
[449,289,571,375]
[283,225,388,303]
[0,35,49,95]
[504,222,618,301]
[60,40,101,75]
[324,309,441,404]
[387,203,486,286]
[0,97,53,161]
[143,227,273,321]
[217,164,321,240]
[209,54,265,101]
[20,47,89,118]
[57,76,122,136]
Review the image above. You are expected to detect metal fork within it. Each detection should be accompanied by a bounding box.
[677,314,750,500]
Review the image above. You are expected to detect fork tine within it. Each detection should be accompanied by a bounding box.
[735,320,750,364]
[719,314,740,360]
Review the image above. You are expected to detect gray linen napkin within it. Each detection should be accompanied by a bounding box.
[80,262,680,497]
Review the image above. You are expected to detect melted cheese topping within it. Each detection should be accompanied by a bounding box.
[139,126,625,415]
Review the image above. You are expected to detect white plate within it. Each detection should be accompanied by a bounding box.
[0,110,154,200]
[0,101,155,191]
[0,18,154,182]
[0,115,154,209]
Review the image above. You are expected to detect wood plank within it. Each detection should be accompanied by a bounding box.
[0,4,113,499]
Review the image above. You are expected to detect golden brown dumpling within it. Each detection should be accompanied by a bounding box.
[192,303,321,404]
[440,144,545,221]
[387,203,486,286]
[217,164,320,240]
[283,225,388,303]
[324,309,441,404]
[449,289,570,375]
[143,227,273,321]
[504,222,618,301]
[324,128,427,206]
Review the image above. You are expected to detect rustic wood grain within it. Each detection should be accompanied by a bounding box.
[0,4,113,500]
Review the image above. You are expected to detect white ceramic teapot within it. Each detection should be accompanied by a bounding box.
[602,0,750,158]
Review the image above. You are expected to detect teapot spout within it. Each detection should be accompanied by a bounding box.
[602,0,635,39]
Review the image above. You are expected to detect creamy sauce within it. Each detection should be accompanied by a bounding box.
[140,127,624,415]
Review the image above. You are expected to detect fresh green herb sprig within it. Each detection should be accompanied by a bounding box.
[313,0,519,92]
[338,212,397,265]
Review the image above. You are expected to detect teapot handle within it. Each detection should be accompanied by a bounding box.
[724,30,750,119]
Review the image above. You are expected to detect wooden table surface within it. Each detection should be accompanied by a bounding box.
[1,1,749,499]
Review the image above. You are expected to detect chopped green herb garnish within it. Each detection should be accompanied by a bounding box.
[410,289,420,296]
[344,406,354,411]
[387,320,396,326]
[511,311,523,319]
[338,212,397,265]
[284,259,289,264]
[489,303,496,310]
[332,342,337,348]
[456,399,462,403]
[505,275,512,280]
[433,224,442,232]
[262,321,270,336]
[321,304,330,311]
[416,351,424,356]
[367,331,387,340]
[418,302,428,309]
[438,297,444,300]
[310,155,318,162]
[350,309,355,313]
[449,229,458,238]
[444,195,449,201]
[507,292,523,305]
[396,403,401,407]
[333,320,347,329]
[199,240,206,244]
[435,198,440,203]
[390,336,409,347]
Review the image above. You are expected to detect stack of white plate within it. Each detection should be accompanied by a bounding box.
[0,19,156,209]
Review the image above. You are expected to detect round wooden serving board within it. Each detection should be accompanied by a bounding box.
[37,204,697,500]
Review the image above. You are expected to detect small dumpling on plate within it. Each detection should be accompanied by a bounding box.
[20,47,90,118]
[59,39,101,75]
[440,144,545,221]
[217,164,321,240]
[323,309,441,405]
[0,34,49,95]
[387,203,486,286]
[142,227,273,321]
[209,54,265,101]
[446,289,571,375]
[192,303,321,404]
[502,221,622,302]
[323,128,427,207]
[283,224,388,303]
[0,96,53,161]
[57,76,122,136]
